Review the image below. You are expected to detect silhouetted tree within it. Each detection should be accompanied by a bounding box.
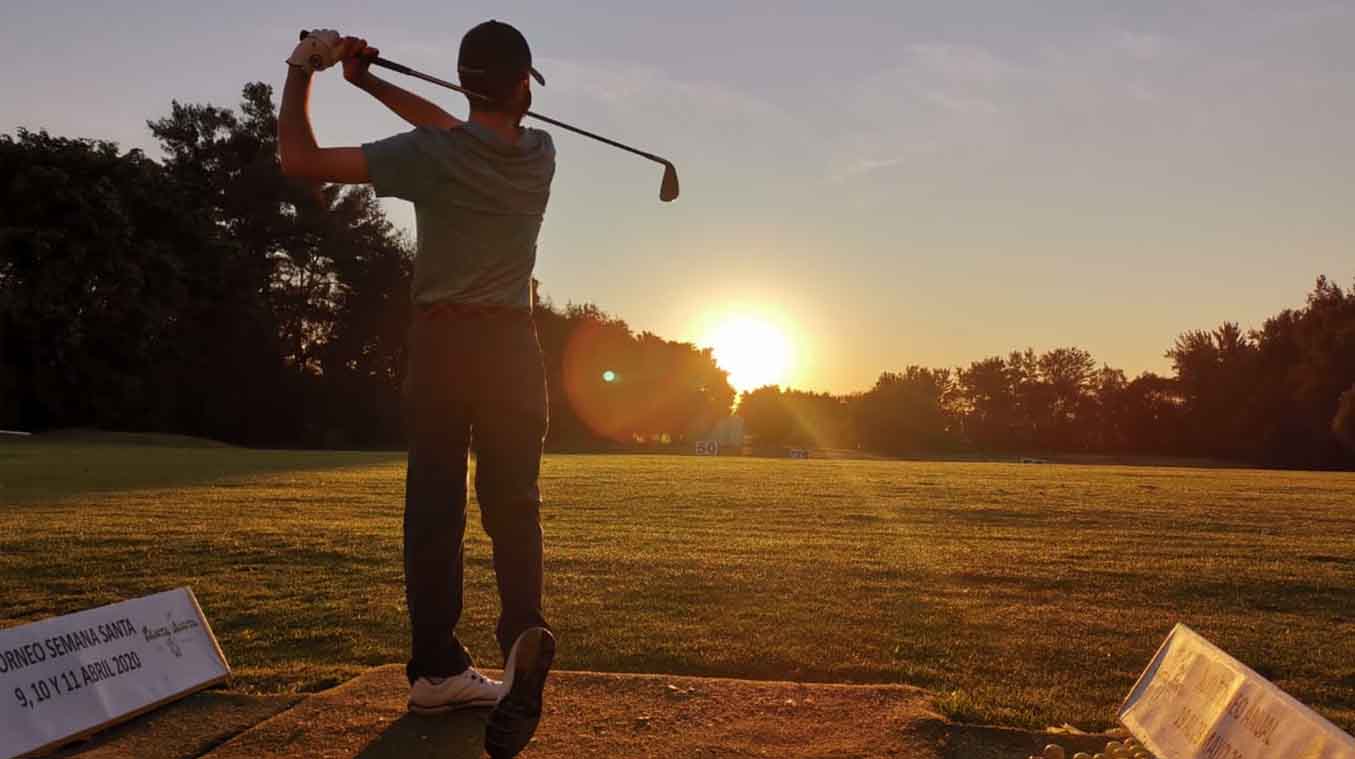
[312,187,413,446]
[1117,373,1186,454]
[147,85,308,443]
[1084,366,1129,451]
[1335,385,1355,456]
[146,82,414,446]
[782,390,854,449]
[1,84,413,446]
[0,129,216,432]
[1243,277,1355,468]
[1166,322,1257,459]
[738,386,794,449]
[533,292,733,449]
[1036,347,1097,450]
[957,356,1016,451]
[956,348,1100,453]
[852,367,960,455]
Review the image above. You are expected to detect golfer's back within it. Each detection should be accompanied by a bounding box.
[362,122,555,310]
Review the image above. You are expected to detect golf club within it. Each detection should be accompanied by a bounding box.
[300,30,680,202]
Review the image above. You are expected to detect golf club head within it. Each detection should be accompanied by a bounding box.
[660,162,680,202]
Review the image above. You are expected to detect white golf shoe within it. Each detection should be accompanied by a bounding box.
[408,667,503,714]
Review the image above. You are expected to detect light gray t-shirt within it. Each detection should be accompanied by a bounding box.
[362,122,555,309]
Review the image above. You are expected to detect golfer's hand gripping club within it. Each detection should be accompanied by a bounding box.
[297,29,679,202]
[287,29,342,74]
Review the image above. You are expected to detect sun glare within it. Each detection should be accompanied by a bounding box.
[705,316,794,393]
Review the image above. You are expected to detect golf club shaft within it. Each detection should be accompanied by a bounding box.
[369,57,670,168]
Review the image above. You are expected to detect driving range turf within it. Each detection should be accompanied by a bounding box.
[2,439,1353,733]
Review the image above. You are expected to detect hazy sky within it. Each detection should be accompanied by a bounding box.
[3,1,1352,393]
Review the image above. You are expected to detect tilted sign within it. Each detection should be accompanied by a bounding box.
[1120,623,1355,759]
[1,588,229,758]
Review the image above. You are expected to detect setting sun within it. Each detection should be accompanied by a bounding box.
[704,316,794,393]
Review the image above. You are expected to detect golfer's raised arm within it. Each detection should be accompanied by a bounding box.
[344,43,461,130]
[278,32,370,184]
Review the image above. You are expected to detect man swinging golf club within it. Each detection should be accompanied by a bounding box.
[279,21,556,758]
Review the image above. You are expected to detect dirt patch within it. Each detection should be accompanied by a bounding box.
[41,669,1124,759]
[199,666,948,759]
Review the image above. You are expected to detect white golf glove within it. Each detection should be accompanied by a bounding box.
[287,29,341,73]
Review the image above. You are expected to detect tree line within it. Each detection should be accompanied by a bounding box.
[740,278,1355,469]
[0,83,729,450]
[2,82,1352,468]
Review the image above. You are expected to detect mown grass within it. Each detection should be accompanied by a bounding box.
[2,440,1353,731]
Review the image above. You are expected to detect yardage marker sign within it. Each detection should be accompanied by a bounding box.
[0,588,229,758]
[1120,623,1355,759]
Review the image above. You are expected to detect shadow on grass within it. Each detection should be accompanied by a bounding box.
[354,710,488,759]
[0,439,404,505]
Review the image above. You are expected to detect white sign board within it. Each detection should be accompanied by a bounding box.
[1,588,229,759]
[1120,623,1355,759]
[695,440,719,456]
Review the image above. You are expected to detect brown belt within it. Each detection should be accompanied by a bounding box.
[415,301,532,321]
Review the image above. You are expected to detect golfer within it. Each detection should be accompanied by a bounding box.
[279,21,556,758]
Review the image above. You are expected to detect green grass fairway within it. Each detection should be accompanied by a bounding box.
[3,441,1353,731]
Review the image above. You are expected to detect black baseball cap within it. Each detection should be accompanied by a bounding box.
[458,20,545,87]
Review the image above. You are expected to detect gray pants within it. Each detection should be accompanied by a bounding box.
[402,311,550,682]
